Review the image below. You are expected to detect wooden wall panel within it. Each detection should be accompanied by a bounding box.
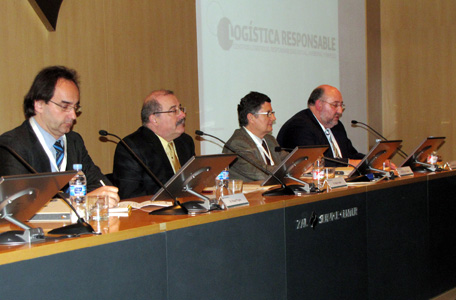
[0,0,199,174]
[380,1,456,163]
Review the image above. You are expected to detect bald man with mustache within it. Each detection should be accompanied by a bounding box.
[113,90,195,199]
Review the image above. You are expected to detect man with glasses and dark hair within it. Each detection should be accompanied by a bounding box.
[277,84,364,167]
[222,91,288,182]
[113,89,195,199]
[0,65,119,206]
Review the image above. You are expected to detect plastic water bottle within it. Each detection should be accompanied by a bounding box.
[312,157,325,189]
[69,164,87,220]
[216,168,230,180]
[215,168,230,203]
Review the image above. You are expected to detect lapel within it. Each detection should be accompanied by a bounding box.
[141,127,173,170]
[239,128,269,162]
[24,121,53,172]
[304,109,328,144]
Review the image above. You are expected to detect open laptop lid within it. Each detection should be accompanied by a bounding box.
[261,145,328,186]
[348,140,402,177]
[152,154,237,201]
[399,136,445,169]
[0,171,76,226]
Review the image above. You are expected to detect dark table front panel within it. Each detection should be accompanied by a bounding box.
[285,193,367,300]
[428,175,456,297]
[166,209,287,300]
[366,182,429,300]
[0,233,168,299]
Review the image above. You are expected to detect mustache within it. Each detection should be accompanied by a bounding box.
[176,118,186,126]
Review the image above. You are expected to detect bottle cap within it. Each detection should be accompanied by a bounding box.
[73,164,82,171]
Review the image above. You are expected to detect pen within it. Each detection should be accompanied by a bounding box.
[100,180,106,186]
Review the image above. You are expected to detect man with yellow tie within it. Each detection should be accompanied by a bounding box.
[113,89,195,199]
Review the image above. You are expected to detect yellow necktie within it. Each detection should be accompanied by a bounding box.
[168,141,181,172]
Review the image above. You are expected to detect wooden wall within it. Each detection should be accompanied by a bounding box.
[376,0,456,163]
[1,0,455,172]
[0,0,200,174]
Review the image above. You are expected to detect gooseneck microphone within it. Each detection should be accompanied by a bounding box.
[351,120,408,158]
[351,120,387,141]
[98,130,183,210]
[195,130,295,196]
[0,144,95,235]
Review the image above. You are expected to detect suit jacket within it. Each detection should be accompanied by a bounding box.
[277,108,364,167]
[112,126,195,199]
[0,120,110,192]
[222,128,288,182]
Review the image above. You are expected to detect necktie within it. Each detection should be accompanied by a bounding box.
[261,140,272,165]
[168,141,181,172]
[53,140,64,169]
[325,129,342,158]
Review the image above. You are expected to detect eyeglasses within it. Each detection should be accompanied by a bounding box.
[255,111,275,118]
[49,100,82,113]
[153,105,186,115]
[321,100,345,110]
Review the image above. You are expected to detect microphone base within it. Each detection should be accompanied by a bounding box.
[149,204,189,215]
[262,185,296,196]
[150,200,213,215]
[48,220,96,235]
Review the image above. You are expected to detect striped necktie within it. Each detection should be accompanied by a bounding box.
[325,129,342,158]
[261,140,272,165]
[53,140,64,169]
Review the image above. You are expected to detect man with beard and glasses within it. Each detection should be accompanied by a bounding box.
[0,66,119,207]
[112,89,195,199]
[277,85,364,167]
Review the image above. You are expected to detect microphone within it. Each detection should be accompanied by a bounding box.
[0,144,95,235]
[351,120,387,141]
[351,120,408,158]
[99,130,196,215]
[195,130,296,196]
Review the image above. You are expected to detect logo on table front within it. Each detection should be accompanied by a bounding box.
[295,207,358,230]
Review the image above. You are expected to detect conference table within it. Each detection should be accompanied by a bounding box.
[0,170,455,299]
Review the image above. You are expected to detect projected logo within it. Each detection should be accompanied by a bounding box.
[217,17,233,50]
[216,17,337,57]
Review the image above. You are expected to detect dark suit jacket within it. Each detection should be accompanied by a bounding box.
[277,108,364,167]
[0,120,110,192]
[112,126,195,199]
[222,128,288,182]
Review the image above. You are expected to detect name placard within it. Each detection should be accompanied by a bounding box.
[396,166,414,177]
[326,177,347,189]
[221,193,249,208]
[447,161,456,170]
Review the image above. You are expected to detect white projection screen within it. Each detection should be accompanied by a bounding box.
[196,0,367,154]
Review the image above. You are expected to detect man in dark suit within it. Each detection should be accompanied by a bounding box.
[0,66,119,206]
[222,92,288,182]
[277,85,364,167]
[113,90,195,199]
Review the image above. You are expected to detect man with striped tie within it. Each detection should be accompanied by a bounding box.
[277,85,364,167]
[222,92,288,182]
[0,66,119,207]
